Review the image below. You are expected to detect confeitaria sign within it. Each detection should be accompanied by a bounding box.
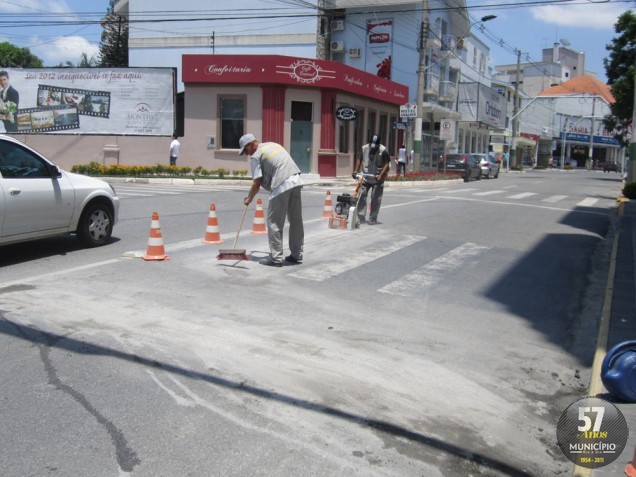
[182,54,408,105]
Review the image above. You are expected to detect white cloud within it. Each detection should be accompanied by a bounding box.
[31,36,100,66]
[530,3,629,29]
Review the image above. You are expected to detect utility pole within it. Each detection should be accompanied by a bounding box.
[587,96,595,170]
[630,66,636,182]
[413,0,428,173]
[509,49,521,169]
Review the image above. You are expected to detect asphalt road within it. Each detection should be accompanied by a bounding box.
[0,169,623,476]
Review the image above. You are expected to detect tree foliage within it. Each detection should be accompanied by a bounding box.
[98,0,129,67]
[0,42,43,67]
[56,53,99,68]
[604,11,636,146]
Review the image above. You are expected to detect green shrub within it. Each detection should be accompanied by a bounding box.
[623,181,636,199]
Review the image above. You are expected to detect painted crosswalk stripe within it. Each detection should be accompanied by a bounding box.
[507,192,537,199]
[542,195,568,203]
[578,198,599,207]
[473,190,505,196]
[440,188,477,194]
[290,234,426,281]
[378,243,490,297]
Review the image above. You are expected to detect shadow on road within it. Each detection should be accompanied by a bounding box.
[0,315,532,476]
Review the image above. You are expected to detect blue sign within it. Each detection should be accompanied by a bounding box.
[392,121,406,130]
[560,132,619,146]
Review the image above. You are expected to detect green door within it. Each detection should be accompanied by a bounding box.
[290,101,313,173]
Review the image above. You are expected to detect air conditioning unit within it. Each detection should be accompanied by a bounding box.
[330,41,344,52]
[331,20,345,31]
[348,48,361,58]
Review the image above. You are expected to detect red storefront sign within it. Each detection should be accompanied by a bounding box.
[182,54,408,105]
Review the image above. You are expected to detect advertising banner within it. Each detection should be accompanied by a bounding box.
[557,115,619,145]
[457,82,506,129]
[0,68,175,135]
[365,19,393,80]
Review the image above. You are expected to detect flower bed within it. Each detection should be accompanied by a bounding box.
[71,162,249,179]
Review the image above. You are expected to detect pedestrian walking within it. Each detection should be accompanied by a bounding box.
[239,133,304,267]
[352,133,390,225]
[397,144,407,177]
[169,133,180,166]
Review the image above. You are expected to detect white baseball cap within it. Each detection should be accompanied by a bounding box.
[238,133,257,155]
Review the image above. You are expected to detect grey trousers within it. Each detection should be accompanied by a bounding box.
[267,185,304,263]
[356,181,384,222]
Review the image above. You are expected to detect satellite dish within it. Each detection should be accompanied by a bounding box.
[560,38,570,47]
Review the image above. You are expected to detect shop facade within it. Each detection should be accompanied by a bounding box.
[181,55,408,177]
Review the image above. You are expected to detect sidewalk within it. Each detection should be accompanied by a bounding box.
[585,199,636,477]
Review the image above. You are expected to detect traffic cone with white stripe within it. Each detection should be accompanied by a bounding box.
[322,190,333,219]
[251,198,267,234]
[626,446,636,477]
[202,203,223,244]
[142,212,169,261]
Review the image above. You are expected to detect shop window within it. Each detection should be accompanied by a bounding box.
[219,96,245,150]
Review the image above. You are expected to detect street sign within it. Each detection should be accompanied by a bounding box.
[439,119,455,140]
[392,121,406,130]
[400,104,417,119]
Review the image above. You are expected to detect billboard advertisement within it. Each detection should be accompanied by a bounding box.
[457,82,506,129]
[0,68,175,135]
[365,19,393,80]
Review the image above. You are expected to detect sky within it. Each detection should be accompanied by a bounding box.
[0,0,632,83]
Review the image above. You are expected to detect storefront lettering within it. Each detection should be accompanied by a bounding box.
[485,101,501,119]
[374,84,387,94]
[343,75,363,87]
[205,64,252,76]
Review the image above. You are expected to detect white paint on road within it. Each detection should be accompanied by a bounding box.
[378,243,491,297]
[289,234,426,281]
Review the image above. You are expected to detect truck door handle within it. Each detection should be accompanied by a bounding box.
[9,188,21,196]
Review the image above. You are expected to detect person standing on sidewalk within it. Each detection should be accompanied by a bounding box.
[352,133,390,225]
[396,144,407,177]
[239,133,304,267]
[169,133,180,166]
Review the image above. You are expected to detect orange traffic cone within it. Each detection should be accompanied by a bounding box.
[202,203,223,244]
[142,212,169,261]
[251,198,267,234]
[625,447,636,477]
[322,190,333,219]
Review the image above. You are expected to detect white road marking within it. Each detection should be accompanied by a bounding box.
[578,198,599,207]
[438,188,478,194]
[507,192,537,199]
[289,234,427,281]
[379,243,491,297]
[473,190,505,196]
[542,195,568,203]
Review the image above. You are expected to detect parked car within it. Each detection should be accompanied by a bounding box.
[438,153,482,182]
[0,134,119,247]
[473,153,500,179]
[603,162,620,173]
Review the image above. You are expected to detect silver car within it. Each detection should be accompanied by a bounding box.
[473,153,501,179]
[0,134,119,247]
